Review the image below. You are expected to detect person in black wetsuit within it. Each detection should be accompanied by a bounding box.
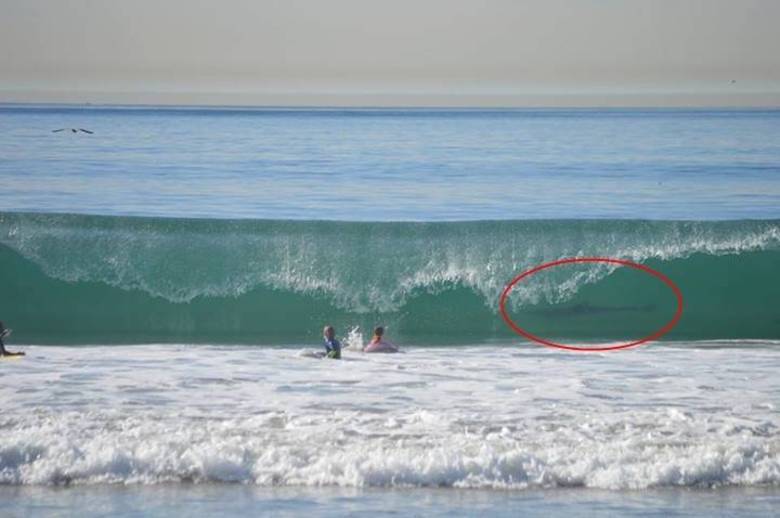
[0,321,24,356]
[322,325,341,359]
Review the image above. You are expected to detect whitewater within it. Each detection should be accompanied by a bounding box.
[2,343,778,489]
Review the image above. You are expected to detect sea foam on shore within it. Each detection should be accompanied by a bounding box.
[2,344,778,489]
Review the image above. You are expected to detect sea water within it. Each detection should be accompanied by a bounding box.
[1,105,779,516]
[2,106,780,221]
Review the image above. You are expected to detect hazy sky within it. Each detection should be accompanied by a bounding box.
[1,0,779,106]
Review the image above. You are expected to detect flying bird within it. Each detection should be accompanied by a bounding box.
[52,128,94,134]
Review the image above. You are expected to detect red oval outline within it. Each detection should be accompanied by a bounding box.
[499,257,683,352]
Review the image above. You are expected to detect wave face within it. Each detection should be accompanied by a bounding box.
[1,212,779,344]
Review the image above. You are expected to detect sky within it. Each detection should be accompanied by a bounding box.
[1,0,779,107]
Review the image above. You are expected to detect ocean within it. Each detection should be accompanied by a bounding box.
[1,105,779,516]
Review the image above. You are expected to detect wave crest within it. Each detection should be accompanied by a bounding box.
[2,212,778,312]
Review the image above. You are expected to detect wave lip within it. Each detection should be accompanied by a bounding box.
[2,212,779,308]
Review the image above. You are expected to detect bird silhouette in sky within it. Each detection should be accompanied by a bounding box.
[52,128,94,134]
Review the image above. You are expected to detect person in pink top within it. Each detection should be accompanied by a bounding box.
[363,326,400,353]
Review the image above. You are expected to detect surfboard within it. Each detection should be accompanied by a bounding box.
[297,349,326,359]
[1,328,23,358]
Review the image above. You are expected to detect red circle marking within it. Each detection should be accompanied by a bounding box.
[498,257,683,352]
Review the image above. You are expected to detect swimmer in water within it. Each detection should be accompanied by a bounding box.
[363,326,399,353]
[322,325,341,359]
[0,321,24,357]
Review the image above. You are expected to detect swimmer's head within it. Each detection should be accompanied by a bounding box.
[373,326,384,337]
[323,325,335,340]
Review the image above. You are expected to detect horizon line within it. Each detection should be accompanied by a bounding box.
[2,101,780,111]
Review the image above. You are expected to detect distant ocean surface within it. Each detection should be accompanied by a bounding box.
[0,105,778,515]
[1,105,780,221]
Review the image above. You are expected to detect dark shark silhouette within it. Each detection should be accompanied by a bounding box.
[528,303,656,317]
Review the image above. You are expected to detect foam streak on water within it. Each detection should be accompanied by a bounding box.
[1,344,778,489]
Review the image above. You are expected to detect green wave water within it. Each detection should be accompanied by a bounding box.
[1,212,779,345]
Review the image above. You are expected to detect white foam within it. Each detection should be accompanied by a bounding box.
[1,343,778,489]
